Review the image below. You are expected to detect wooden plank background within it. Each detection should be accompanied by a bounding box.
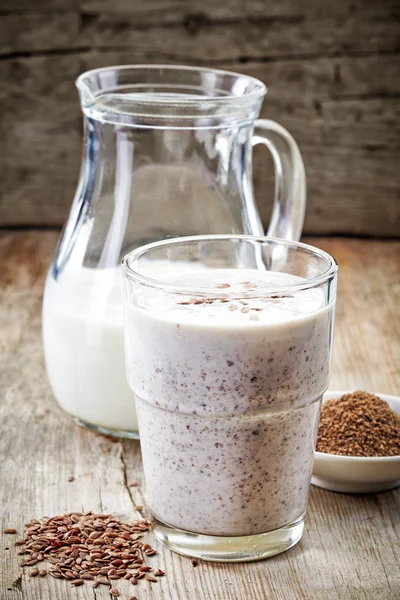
[1,231,399,600]
[0,0,399,235]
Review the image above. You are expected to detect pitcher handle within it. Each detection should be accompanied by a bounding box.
[252,119,306,241]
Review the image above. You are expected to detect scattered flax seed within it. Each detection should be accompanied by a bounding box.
[317,391,400,457]
[67,476,75,482]
[216,283,230,289]
[130,597,138,600]
[3,528,17,534]
[11,512,163,592]
[228,304,238,311]
[110,588,119,596]
[154,569,165,576]
[190,559,198,567]
[135,506,143,511]
[129,482,138,487]
[240,307,250,314]
[25,558,38,566]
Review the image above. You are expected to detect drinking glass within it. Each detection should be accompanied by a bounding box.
[122,235,337,561]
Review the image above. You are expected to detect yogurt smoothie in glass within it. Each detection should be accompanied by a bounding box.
[122,236,337,561]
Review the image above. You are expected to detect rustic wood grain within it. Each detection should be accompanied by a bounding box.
[2,1,400,57]
[0,0,399,235]
[0,230,399,600]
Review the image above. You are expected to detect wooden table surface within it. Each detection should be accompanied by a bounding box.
[1,231,399,600]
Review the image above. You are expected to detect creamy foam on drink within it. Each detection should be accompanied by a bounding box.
[125,268,334,536]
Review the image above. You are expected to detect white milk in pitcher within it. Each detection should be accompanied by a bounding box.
[43,266,137,433]
[43,261,205,435]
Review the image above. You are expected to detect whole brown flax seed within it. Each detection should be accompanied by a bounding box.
[10,511,163,591]
[154,569,165,576]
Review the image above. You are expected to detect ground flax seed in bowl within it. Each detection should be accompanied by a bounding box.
[316,391,400,457]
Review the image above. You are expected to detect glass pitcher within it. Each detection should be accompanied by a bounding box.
[42,65,306,438]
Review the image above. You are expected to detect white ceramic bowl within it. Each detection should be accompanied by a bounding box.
[312,391,400,493]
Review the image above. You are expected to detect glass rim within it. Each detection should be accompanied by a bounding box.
[75,64,267,107]
[121,235,338,297]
